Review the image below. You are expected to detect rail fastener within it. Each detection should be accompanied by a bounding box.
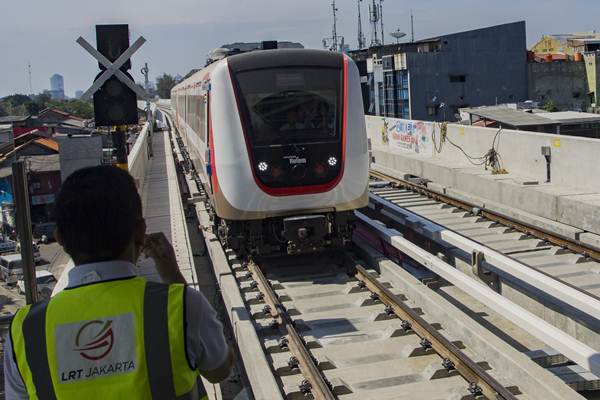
[246,262,336,400]
[353,263,518,400]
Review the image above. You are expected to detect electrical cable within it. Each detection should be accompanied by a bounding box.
[432,122,507,174]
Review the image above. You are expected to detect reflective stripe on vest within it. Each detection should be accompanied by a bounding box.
[10,277,206,399]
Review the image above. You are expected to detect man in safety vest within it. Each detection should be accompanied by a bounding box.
[4,166,234,399]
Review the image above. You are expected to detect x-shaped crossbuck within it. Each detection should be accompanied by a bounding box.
[77,36,147,101]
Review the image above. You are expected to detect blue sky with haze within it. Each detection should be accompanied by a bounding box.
[1,0,598,98]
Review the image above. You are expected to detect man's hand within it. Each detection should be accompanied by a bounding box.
[143,232,186,284]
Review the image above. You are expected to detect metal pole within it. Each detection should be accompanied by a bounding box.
[411,10,415,42]
[379,0,384,46]
[12,161,37,304]
[112,126,128,171]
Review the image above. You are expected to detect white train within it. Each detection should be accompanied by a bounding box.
[171,48,369,255]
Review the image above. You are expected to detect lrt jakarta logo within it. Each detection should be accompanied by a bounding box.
[74,320,114,360]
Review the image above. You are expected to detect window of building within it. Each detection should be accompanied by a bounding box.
[449,75,466,83]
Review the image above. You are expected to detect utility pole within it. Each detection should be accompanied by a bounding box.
[357,0,366,49]
[12,161,37,304]
[411,10,415,42]
[331,0,339,52]
[27,63,33,95]
[369,0,380,47]
[379,0,385,46]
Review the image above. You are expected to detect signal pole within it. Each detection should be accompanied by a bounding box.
[141,62,153,157]
[112,126,129,170]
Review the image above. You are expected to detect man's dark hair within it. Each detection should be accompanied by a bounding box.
[55,166,142,264]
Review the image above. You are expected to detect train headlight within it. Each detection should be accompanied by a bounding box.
[258,161,269,172]
[327,156,338,167]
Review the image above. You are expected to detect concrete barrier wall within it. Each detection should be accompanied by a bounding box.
[366,115,600,192]
[128,122,151,194]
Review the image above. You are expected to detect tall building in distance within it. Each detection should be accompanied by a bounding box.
[74,90,84,99]
[49,73,65,100]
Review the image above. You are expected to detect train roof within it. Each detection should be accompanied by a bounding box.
[228,49,344,73]
[172,49,345,93]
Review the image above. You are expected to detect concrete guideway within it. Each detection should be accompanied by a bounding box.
[367,184,600,327]
[356,210,600,380]
[367,170,600,366]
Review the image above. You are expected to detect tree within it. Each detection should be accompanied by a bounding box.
[0,103,7,117]
[2,94,31,108]
[156,74,177,99]
[542,100,557,112]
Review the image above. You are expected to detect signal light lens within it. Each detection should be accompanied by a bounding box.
[258,161,269,172]
[327,156,338,167]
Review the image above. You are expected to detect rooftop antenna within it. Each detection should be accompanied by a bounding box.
[410,10,415,42]
[27,62,33,95]
[379,0,385,46]
[332,0,339,52]
[357,0,366,49]
[369,0,380,47]
[390,29,406,44]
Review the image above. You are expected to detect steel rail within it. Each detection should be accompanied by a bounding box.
[369,170,600,262]
[246,262,336,400]
[355,210,600,377]
[367,190,600,321]
[352,263,517,400]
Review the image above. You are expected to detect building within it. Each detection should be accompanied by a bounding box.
[49,73,65,100]
[528,60,588,111]
[528,32,600,111]
[349,21,528,121]
[0,137,61,224]
[531,32,600,57]
[74,90,83,99]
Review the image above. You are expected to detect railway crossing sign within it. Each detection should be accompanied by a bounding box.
[77,24,147,126]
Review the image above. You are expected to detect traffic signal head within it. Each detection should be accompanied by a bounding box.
[93,72,138,126]
[96,24,131,72]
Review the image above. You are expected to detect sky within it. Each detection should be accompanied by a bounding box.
[1,0,599,98]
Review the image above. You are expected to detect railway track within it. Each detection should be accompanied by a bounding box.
[365,170,600,391]
[239,255,525,399]
[368,170,600,302]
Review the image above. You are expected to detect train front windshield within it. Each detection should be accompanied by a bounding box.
[233,65,345,190]
[235,68,342,147]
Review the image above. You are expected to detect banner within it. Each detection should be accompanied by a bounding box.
[384,118,433,156]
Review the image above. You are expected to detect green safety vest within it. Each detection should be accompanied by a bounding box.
[10,276,208,400]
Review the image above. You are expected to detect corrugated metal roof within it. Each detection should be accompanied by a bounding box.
[463,107,557,127]
[0,154,60,178]
[34,138,59,152]
[536,111,600,124]
[0,116,30,123]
